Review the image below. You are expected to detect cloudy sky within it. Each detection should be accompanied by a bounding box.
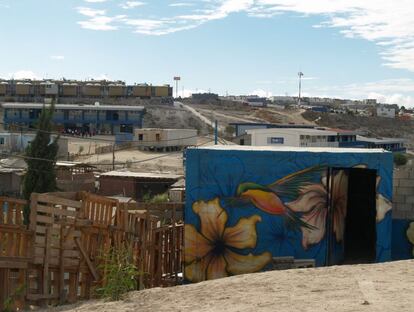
[1,0,414,106]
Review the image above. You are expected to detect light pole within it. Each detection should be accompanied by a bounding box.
[174,76,181,98]
[298,71,304,106]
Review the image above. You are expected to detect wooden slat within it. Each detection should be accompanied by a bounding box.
[36,215,54,225]
[43,227,51,296]
[74,238,99,281]
[36,194,82,210]
[36,205,78,218]
[0,258,29,269]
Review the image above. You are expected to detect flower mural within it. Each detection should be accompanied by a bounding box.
[287,168,392,249]
[185,147,394,279]
[406,222,414,257]
[185,198,272,282]
[286,170,348,248]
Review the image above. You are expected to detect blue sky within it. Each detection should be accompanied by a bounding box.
[1,0,414,106]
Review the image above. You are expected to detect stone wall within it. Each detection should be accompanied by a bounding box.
[393,167,414,219]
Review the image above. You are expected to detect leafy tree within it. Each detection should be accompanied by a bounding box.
[394,153,408,166]
[22,104,59,224]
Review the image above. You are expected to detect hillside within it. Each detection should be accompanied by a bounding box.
[43,260,414,312]
[303,111,414,149]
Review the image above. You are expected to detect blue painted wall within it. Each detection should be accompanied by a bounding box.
[185,147,393,282]
[391,219,414,260]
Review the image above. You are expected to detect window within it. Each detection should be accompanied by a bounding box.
[138,134,143,141]
[156,133,161,141]
[268,137,284,144]
[0,137,4,145]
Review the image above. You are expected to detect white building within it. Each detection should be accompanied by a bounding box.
[246,128,359,148]
[0,132,68,157]
[134,128,198,151]
[377,106,396,118]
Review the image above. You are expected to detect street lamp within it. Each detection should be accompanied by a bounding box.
[298,72,304,106]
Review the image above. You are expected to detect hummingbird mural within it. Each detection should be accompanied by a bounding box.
[230,166,327,231]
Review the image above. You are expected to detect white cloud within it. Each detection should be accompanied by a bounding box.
[84,0,107,3]
[3,70,40,80]
[120,1,146,9]
[251,1,414,72]
[73,0,414,73]
[250,89,273,97]
[303,78,414,107]
[178,88,208,98]
[77,7,106,17]
[50,55,65,61]
[77,7,123,30]
[169,3,194,7]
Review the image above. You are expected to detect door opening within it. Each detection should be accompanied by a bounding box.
[343,168,377,264]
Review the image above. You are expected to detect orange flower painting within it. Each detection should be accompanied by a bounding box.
[185,198,272,282]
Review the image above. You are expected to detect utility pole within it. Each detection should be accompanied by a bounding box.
[112,143,115,170]
[174,76,181,98]
[298,71,304,106]
[214,120,218,145]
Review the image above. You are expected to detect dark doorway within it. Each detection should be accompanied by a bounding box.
[344,168,377,264]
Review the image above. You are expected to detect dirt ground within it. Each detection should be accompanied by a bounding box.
[41,260,414,312]
[74,136,226,174]
[303,110,414,149]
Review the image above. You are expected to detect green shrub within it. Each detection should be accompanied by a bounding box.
[96,245,141,301]
[144,192,169,204]
[394,153,408,166]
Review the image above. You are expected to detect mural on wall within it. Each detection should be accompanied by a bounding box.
[391,220,414,260]
[407,223,414,256]
[185,150,393,283]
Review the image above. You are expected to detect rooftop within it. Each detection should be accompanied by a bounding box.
[356,136,405,144]
[229,122,315,128]
[100,170,183,180]
[1,103,145,111]
[192,145,390,154]
[246,127,359,136]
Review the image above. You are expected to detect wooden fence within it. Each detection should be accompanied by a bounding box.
[0,193,184,310]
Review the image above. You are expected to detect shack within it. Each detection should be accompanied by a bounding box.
[0,167,24,196]
[55,162,96,192]
[98,170,182,201]
[134,128,197,152]
[184,146,393,283]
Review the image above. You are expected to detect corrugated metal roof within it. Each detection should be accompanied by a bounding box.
[356,136,405,144]
[1,103,145,111]
[192,146,389,154]
[100,170,182,179]
[246,128,357,136]
[56,161,96,168]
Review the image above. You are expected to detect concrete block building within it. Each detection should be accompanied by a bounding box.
[2,103,145,135]
[185,146,393,283]
[134,128,198,152]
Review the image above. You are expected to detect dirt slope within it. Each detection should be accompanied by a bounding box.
[43,260,414,312]
[303,111,414,149]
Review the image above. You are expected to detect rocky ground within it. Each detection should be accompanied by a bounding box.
[303,111,414,149]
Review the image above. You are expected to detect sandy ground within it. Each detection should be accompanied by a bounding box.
[67,136,113,155]
[41,260,414,312]
[73,136,226,174]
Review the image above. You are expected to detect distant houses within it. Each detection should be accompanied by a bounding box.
[231,124,406,153]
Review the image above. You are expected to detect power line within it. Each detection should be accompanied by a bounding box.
[0,138,215,168]
[0,122,202,144]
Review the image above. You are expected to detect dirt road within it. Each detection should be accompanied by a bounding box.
[43,260,414,312]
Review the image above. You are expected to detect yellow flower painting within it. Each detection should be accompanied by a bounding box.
[185,198,272,282]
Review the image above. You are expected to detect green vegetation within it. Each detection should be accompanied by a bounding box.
[22,103,59,224]
[394,153,408,166]
[2,284,26,312]
[143,192,169,204]
[96,245,141,301]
